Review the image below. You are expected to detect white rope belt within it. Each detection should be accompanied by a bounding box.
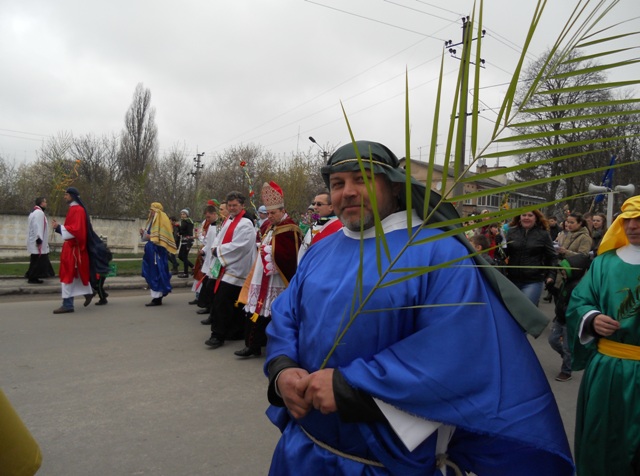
[300,425,463,474]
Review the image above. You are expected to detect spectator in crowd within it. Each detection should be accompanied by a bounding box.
[168,216,180,274]
[567,195,640,476]
[25,196,55,284]
[556,212,592,259]
[92,246,113,305]
[257,205,268,227]
[177,208,195,278]
[547,254,590,382]
[589,212,607,258]
[470,233,497,266]
[505,210,558,305]
[547,215,561,241]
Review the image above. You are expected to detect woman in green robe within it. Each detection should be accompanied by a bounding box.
[567,195,640,476]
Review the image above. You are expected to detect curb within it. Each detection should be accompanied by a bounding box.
[0,277,194,297]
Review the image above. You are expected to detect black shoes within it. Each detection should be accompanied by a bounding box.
[145,298,163,307]
[95,300,108,306]
[28,279,44,284]
[188,299,198,305]
[196,308,210,315]
[205,337,224,349]
[200,317,213,325]
[177,273,189,278]
[53,307,74,314]
[234,347,261,358]
[84,293,95,307]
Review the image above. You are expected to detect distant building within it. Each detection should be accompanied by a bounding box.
[398,158,545,217]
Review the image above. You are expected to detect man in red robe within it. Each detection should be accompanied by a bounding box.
[51,187,93,313]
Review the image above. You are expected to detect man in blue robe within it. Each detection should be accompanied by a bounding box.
[264,141,574,475]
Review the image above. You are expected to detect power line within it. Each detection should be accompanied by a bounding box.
[304,0,448,41]
[383,0,460,23]
[211,33,448,151]
[0,128,51,138]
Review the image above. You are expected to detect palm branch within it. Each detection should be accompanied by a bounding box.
[320,0,640,368]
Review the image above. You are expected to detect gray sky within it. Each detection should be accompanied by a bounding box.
[1,0,639,167]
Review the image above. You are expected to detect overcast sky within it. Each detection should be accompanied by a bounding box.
[1,0,639,168]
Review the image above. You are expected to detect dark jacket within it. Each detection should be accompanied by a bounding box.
[178,218,194,247]
[506,225,558,284]
[551,254,590,325]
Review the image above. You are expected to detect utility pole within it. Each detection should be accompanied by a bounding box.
[190,151,205,210]
[445,17,485,217]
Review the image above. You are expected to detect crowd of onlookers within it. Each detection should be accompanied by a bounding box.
[463,207,608,382]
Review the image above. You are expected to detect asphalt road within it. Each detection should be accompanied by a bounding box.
[1,288,579,475]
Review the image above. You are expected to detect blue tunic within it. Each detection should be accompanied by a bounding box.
[141,240,172,295]
[266,213,573,475]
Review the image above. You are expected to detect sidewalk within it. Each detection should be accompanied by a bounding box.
[0,275,194,297]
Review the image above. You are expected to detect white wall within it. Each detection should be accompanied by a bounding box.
[0,214,147,258]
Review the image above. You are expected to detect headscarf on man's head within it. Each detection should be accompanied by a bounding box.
[320,140,551,337]
[147,202,177,254]
[598,195,640,254]
[320,140,459,225]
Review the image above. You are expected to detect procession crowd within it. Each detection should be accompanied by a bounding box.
[22,140,640,475]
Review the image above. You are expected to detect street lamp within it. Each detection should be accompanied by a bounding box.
[309,136,329,162]
[588,183,635,224]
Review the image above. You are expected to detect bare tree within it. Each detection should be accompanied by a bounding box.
[118,83,158,216]
[513,50,639,213]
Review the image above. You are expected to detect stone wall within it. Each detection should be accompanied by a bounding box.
[0,213,147,258]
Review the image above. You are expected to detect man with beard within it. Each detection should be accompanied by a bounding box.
[264,141,574,475]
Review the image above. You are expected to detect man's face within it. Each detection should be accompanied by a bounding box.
[259,212,268,220]
[330,171,398,232]
[180,212,187,220]
[624,217,640,245]
[226,199,243,217]
[63,192,73,204]
[549,218,557,226]
[267,208,285,225]
[204,211,217,223]
[312,194,333,217]
[40,199,48,209]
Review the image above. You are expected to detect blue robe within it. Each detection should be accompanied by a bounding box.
[141,240,172,295]
[266,212,573,475]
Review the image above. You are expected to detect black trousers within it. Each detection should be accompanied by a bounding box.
[242,312,271,350]
[25,253,55,280]
[197,276,215,309]
[209,281,244,341]
[178,244,193,273]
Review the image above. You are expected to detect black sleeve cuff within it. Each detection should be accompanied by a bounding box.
[334,369,386,423]
[267,355,300,406]
[585,313,601,338]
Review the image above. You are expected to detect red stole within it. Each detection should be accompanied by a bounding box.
[214,210,246,292]
[311,218,342,244]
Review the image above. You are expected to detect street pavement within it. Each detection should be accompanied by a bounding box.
[0,279,581,475]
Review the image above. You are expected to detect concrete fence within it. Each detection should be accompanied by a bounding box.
[0,213,147,258]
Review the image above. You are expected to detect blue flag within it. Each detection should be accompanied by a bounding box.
[594,155,616,204]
